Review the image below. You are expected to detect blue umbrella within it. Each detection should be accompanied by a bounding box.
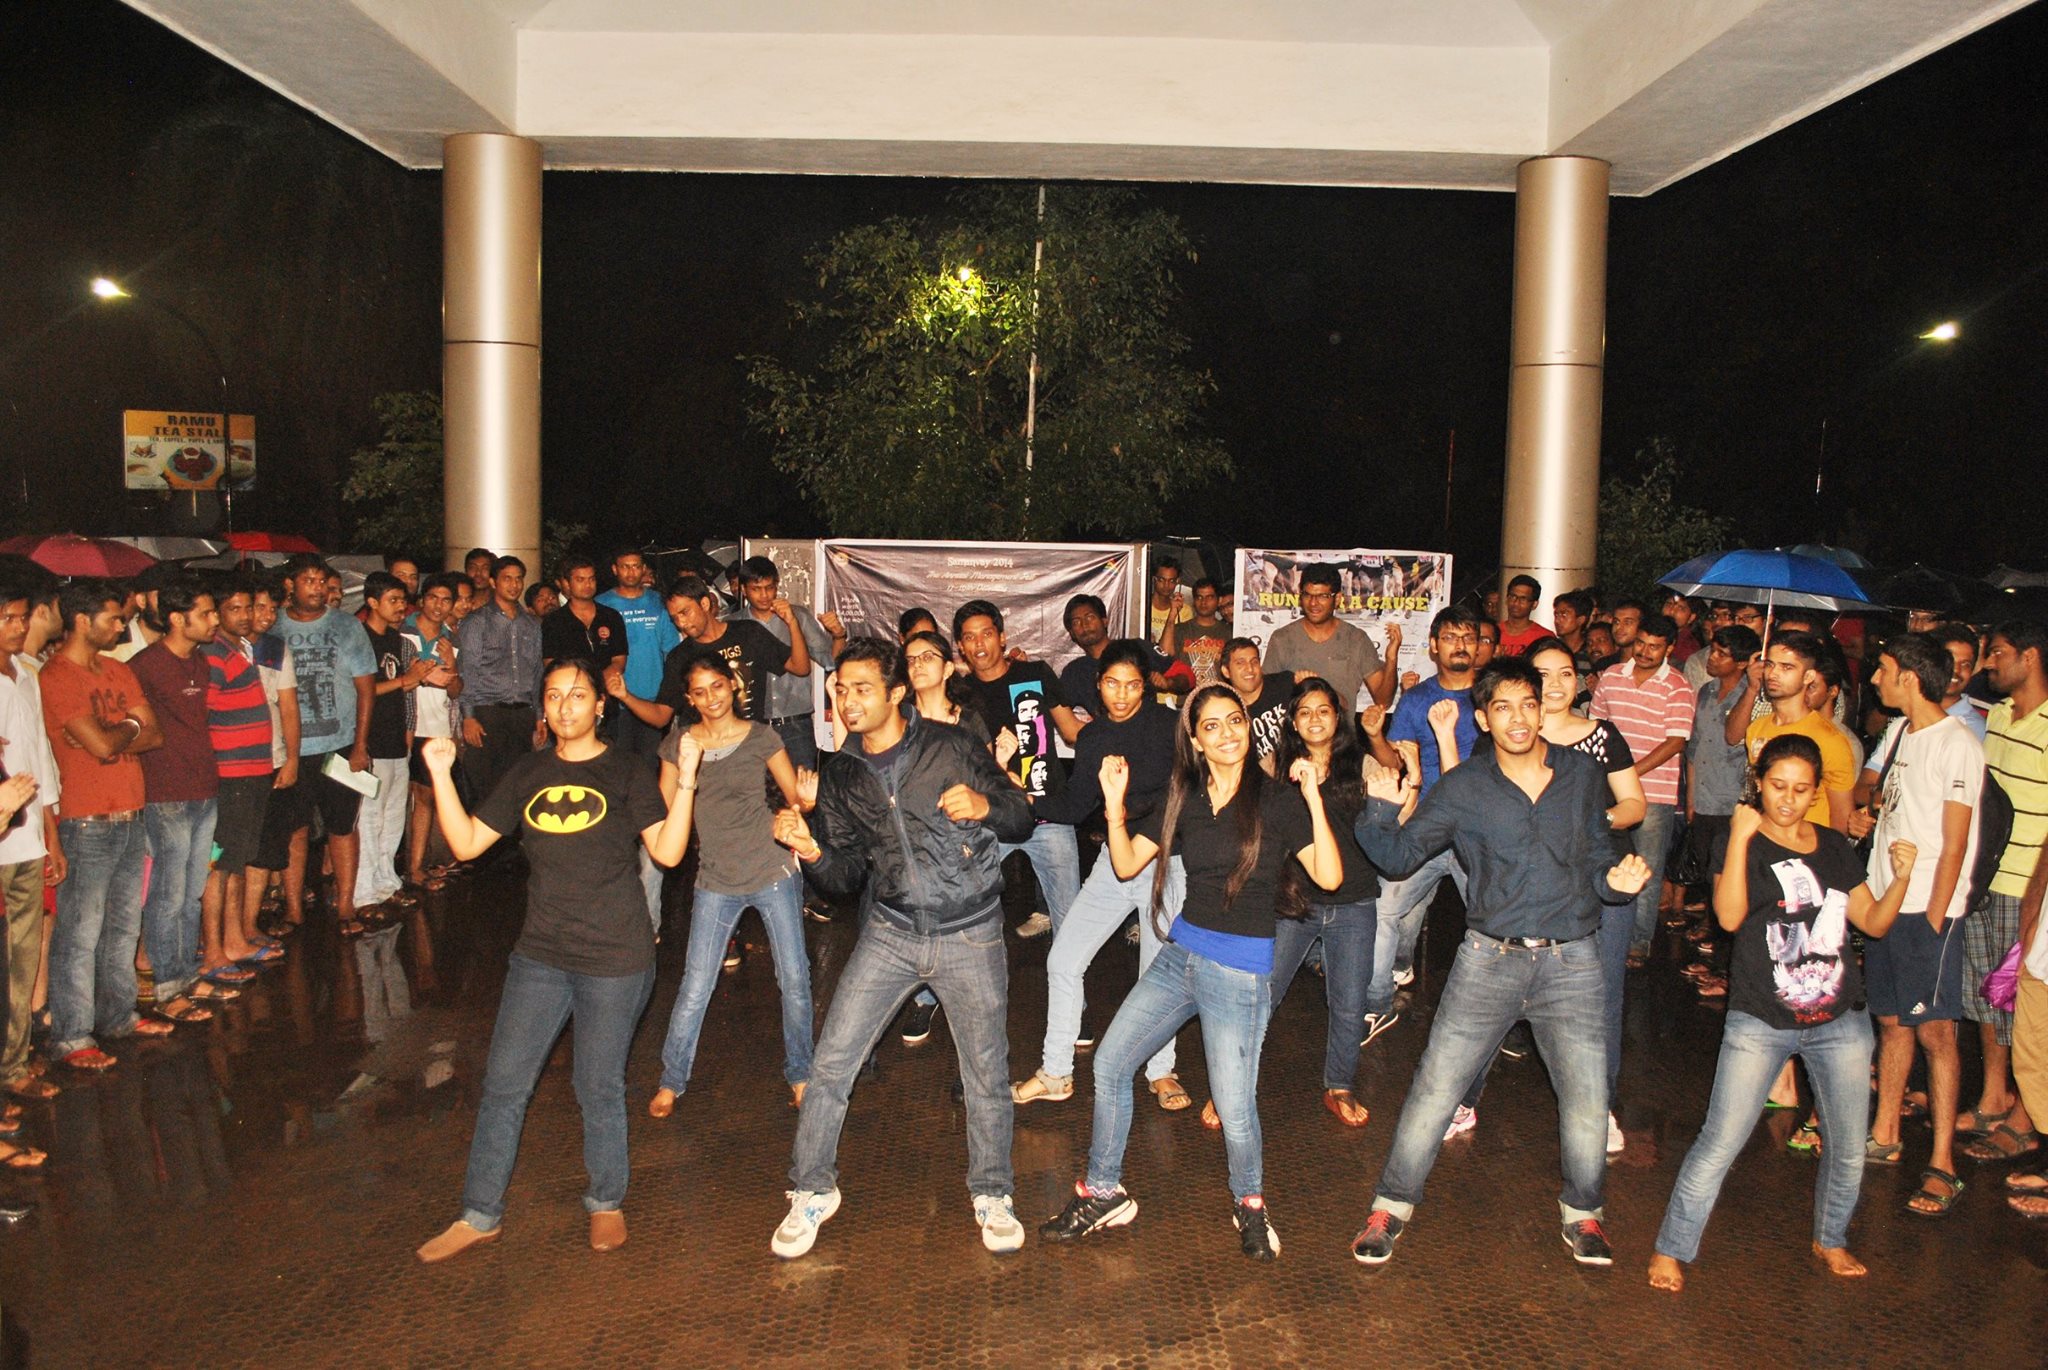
[1658,548,1875,614]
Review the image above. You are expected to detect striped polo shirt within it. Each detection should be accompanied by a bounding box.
[203,640,274,779]
[1590,659,1696,807]
[1985,696,2048,899]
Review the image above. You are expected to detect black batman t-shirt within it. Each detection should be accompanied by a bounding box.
[474,746,667,976]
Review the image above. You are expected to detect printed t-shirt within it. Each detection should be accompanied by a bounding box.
[364,626,412,760]
[964,662,1068,802]
[1176,619,1231,687]
[129,641,220,802]
[1496,621,1551,657]
[1728,827,1867,1029]
[39,655,147,818]
[595,588,678,701]
[1867,715,1983,920]
[1136,779,1313,972]
[1745,711,1855,826]
[659,722,793,895]
[270,608,376,755]
[472,746,667,976]
[1240,673,1295,762]
[661,619,791,723]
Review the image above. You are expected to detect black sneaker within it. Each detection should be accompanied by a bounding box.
[1562,1219,1614,1266]
[1074,1019,1096,1052]
[802,900,834,924]
[1360,1010,1400,1047]
[899,1000,940,1046]
[1233,1198,1280,1260]
[1039,1184,1137,1241]
[1350,1209,1406,1264]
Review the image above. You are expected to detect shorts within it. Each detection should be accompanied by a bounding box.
[267,751,364,842]
[1865,912,1966,1025]
[213,774,275,871]
[1964,892,2022,1041]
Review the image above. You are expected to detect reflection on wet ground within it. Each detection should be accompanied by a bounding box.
[0,845,2037,1367]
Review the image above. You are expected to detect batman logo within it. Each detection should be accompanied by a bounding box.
[524,784,607,835]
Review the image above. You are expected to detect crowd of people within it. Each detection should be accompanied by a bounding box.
[1,546,2041,1290]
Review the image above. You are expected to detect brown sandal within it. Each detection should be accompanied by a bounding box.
[5,1075,59,1102]
[1149,1074,1191,1111]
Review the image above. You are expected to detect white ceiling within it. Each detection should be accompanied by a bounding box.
[120,0,2035,193]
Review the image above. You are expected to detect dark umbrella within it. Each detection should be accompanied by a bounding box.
[1876,563,1989,618]
[0,533,158,578]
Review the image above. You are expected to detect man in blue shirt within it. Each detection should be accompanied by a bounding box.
[1349,657,1650,1269]
[1358,605,1482,1042]
[595,547,679,758]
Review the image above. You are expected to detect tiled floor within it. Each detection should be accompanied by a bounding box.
[0,849,2036,1367]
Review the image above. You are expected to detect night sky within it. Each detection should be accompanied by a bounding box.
[3,0,2043,575]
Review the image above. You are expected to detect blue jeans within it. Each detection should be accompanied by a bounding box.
[1655,1009,1873,1261]
[1594,902,1633,1101]
[1038,856,1183,1081]
[142,799,218,1004]
[1270,899,1377,1092]
[658,870,814,1091]
[459,953,656,1230]
[792,915,1012,1198]
[1373,930,1609,1225]
[1628,803,1678,955]
[638,848,664,934]
[1366,849,1467,1015]
[1087,938,1273,1200]
[49,816,148,1057]
[913,821,1081,1012]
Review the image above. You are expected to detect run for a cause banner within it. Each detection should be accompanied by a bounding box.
[1233,547,1452,680]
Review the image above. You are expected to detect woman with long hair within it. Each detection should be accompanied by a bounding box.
[648,653,811,1117]
[415,659,695,1262]
[902,628,992,744]
[1648,734,1914,1291]
[1040,683,1341,1260]
[1266,677,1379,1128]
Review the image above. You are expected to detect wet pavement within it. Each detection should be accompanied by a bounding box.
[0,843,2038,1368]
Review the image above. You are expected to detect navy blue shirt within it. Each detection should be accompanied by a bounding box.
[1355,743,1629,942]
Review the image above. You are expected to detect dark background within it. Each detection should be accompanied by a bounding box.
[2,0,2042,573]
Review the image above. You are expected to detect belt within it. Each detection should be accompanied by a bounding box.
[63,810,141,825]
[1473,929,1593,950]
[475,700,532,710]
[765,714,812,727]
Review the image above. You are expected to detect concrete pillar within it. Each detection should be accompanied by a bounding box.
[1499,155,1608,606]
[442,133,542,573]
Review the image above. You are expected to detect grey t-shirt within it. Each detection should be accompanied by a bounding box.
[660,722,794,895]
[1262,618,1383,710]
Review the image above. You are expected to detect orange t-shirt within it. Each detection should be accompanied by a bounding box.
[39,655,147,819]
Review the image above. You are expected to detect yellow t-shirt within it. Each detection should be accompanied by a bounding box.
[1746,710,1856,826]
[1985,697,2048,899]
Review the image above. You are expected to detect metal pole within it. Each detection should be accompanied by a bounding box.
[1022,184,1045,535]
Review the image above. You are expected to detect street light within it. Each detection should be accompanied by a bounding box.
[1919,320,1959,341]
[89,275,237,533]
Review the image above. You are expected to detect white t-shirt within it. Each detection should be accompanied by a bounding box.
[1867,715,1983,921]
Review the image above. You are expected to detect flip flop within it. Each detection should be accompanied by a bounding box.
[202,965,257,986]
[61,1047,117,1071]
[1149,1075,1191,1112]
[2002,1169,2048,1194]
[152,1001,213,1026]
[2008,1194,2048,1220]
[236,944,286,965]
[0,1142,47,1172]
[5,1075,59,1102]
[127,1018,175,1038]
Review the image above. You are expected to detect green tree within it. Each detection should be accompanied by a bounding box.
[1597,440,1734,601]
[746,187,1230,539]
[341,391,443,553]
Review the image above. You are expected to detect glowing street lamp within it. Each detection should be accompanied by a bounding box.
[90,276,129,299]
[90,274,238,531]
[1919,320,1959,341]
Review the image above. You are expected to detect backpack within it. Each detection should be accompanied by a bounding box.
[1966,767,2014,914]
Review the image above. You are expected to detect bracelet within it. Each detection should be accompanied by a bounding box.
[122,717,142,736]
[676,782,697,794]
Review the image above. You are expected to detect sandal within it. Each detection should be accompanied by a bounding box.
[202,964,257,986]
[1961,1124,2041,1164]
[2003,1169,2048,1194]
[1905,1166,1965,1217]
[127,1018,174,1038]
[61,1047,117,1071]
[153,999,214,1026]
[1149,1074,1191,1112]
[2008,1194,2048,1220]
[1323,1089,1370,1128]
[1787,1119,1823,1154]
[5,1075,59,1102]
[188,981,240,1003]
[236,944,287,965]
[1863,1136,1903,1165]
[1955,1107,2011,1137]
[0,1141,47,1171]
[1013,1071,1075,1105]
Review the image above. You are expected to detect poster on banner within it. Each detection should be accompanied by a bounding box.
[742,538,820,608]
[123,410,255,490]
[1232,547,1452,681]
[812,539,1140,747]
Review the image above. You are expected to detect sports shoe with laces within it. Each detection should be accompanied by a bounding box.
[771,1187,842,1259]
[1016,911,1053,939]
[974,1194,1026,1253]
[899,999,940,1045]
[1039,1183,1137,1241]
[1233,1197,1280,1260]
[1443,1103,1477,1140]
[1361,1010,1400,1047]
[1562,1218,1614,1266]
[1350,1209,1406,1264]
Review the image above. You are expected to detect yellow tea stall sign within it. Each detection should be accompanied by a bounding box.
[123,410,256,490]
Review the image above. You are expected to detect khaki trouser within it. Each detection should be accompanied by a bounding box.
[1,857,46,1084]
[2014,970,2048,1132]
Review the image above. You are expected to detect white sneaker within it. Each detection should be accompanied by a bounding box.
[1443,1104,1477,1140]
[1392,964,1415,988]
[975,1193,1026,1253]
[1016,912,1053,939]
[1607,1112,1626,1156]
[771,1187,842,1259]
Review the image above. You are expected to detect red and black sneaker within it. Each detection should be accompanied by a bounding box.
[1562,1219,1614,1266]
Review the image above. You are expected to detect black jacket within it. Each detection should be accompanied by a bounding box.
[808,709,1034,934]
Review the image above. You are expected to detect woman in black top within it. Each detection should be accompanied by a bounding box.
[1648,735,1915,1293]
[1267,678,1379,1127]
[1040,683,1340,1261]
[415,659,695,1263]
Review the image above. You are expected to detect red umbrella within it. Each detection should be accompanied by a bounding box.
[227,531,320,553]
[0,533,158,578]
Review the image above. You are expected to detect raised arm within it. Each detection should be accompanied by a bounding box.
[1099,755,1161,880]
[645,734,702,867]
[421,737,503,861]
[1287,759,1342,890]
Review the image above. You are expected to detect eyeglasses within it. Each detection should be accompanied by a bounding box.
[904,651,946,669]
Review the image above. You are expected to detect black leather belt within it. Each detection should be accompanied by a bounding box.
[1474,929,1593,950]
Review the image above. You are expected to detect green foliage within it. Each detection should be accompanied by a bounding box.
[746,187,1230,539]
[341,391,442,554]
[542,520,591,578]
[1598,440,1734,601]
